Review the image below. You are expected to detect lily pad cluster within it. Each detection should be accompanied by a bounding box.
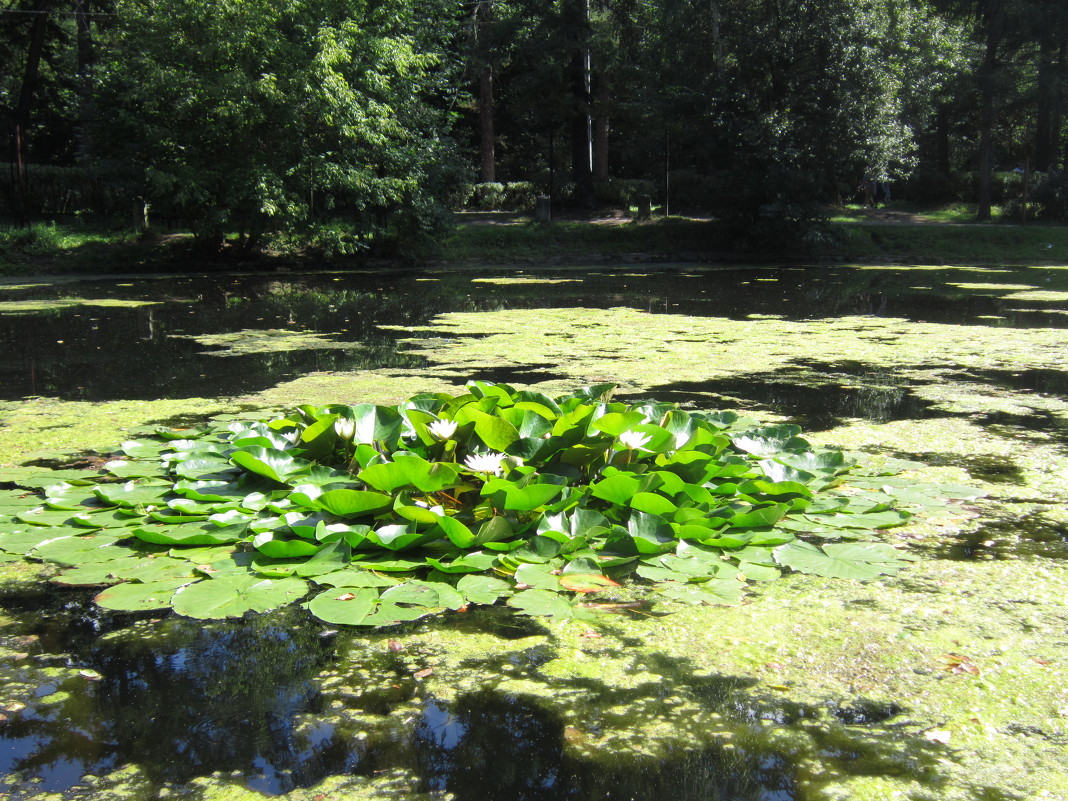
[0,383,978,626]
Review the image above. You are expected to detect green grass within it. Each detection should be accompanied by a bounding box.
[439,217,726,262]
[827,201,1008,223]
[0,223,148,275]
[6,211,1068,275]
[837,221,1068,263]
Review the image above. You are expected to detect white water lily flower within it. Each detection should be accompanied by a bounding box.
[334,417,356,440]
[618,430,652,451]
[428,418,458,441]
[464,452,505,475]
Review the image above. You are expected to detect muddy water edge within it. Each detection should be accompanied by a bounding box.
[1,262,1067,800]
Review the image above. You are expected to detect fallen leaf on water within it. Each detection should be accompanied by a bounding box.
[576,601,644,611]
[559,574,620,593]
[579,630,603,639]
[563,725,585,744]
[413,668,434,679]
[1031,657,1052,667]
[764,662,785,671]
[924,729,952,744]
[936,653,980,675]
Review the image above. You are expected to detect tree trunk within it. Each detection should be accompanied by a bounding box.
[479,67,495,183]
[1035,36,1057,172]
[976,24,1000,222]
[476,1,495,183]
[935,104,951,177]
[75,0,94,164]
[564,0,593,206]
[593,77,609,182]
[710,1,724,80]
[13,0,54,220]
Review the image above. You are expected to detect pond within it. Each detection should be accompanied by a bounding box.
[2,262,1068,800]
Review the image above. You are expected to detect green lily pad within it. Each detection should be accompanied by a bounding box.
[95,578,193,611]
[171,575,309,619]
[306,587,379,625]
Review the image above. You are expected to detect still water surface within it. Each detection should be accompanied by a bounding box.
[1,263,1066,798]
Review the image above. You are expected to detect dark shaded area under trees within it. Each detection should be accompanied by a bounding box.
[3,0,1068,257]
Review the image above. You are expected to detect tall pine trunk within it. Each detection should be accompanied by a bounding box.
[563,0,593,206]
[976,24,1000,222]
[593,77,609,182]
[13,0,54,221]
[1035,36,1057,172]
[479,66,495,183]
[476,1,495,183]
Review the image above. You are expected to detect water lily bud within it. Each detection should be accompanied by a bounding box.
[501,455,525,472]
[334,417,356,441]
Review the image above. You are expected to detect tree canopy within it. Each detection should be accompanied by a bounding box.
[4,0,1068,248]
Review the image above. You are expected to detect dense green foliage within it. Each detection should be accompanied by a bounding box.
[4,0,1068,248]
[0,384,980,627]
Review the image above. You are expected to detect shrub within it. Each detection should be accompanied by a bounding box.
[594,178,658,209]
[468,182,505,211]
[500,182,537,211]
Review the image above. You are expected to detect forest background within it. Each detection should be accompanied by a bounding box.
[3,0,1068,258]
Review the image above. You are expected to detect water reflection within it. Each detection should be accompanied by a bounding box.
[0,596,805,799]
[3,265,1067,402]
[0,603,342,795]
[412,693,796,801]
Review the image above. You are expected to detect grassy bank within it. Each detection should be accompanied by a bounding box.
[836,220,1068,264]
[0,222,187,276]
[436,216,730,262]
[442,216,1068,266]
[5,214,1068,275]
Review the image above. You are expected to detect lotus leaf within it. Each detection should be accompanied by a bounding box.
[230,447,313,484]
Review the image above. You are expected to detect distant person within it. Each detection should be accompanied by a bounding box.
[876,177,891,204]
[858,175,875,208]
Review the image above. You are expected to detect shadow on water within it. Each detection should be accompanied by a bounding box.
[936,511,1068,561]
[979,409,1068,449]
[0,593,805,799]
[970,368,1068,400]
[636,368,942,430]
[0,588,961,798]
[409,693,795,801]
[0,598,344,795]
